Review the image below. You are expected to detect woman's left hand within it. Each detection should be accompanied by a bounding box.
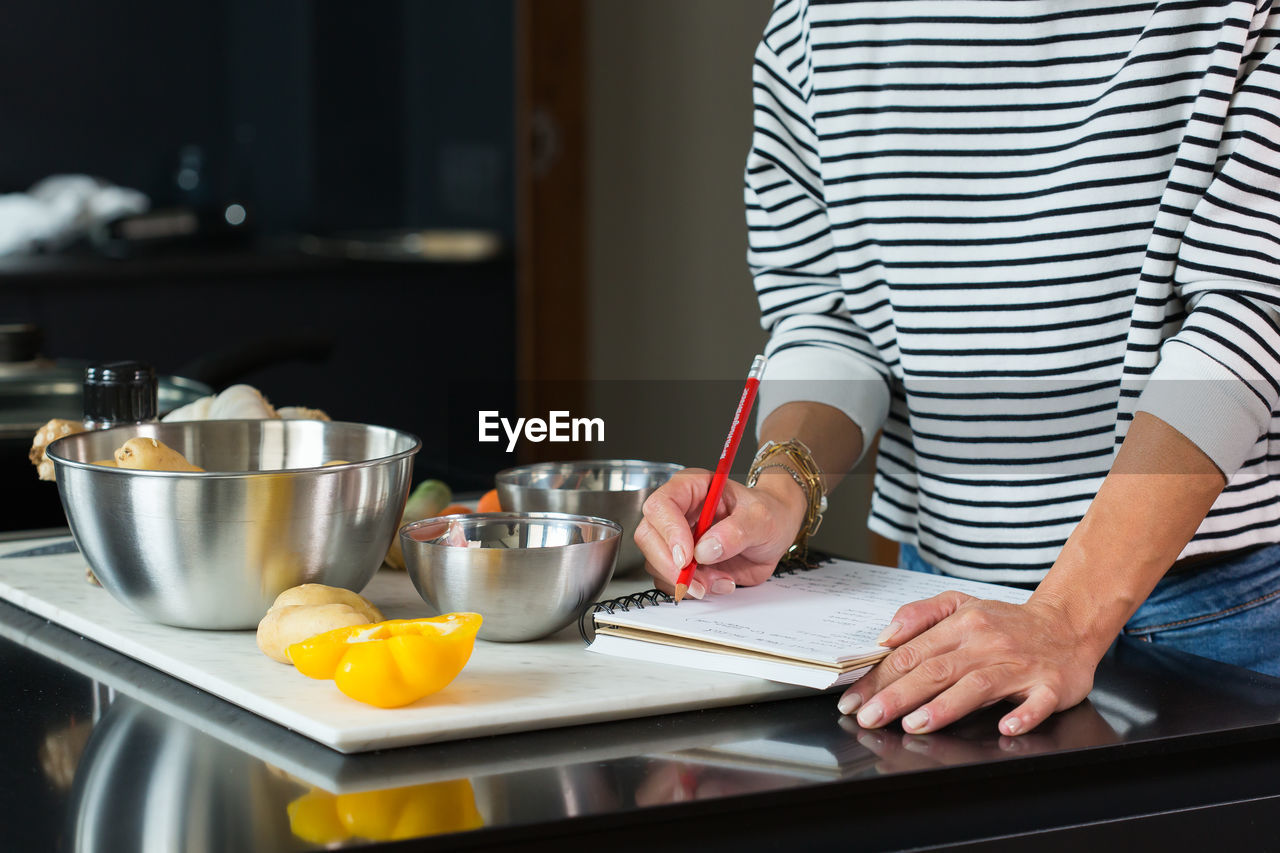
[839,591,1108,736]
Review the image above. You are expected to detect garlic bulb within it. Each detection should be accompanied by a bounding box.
[160,396,212,422]
[206,384,277,419]
[162,384,329,423]
[163,384,275,422]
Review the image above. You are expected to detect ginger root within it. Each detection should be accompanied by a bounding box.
[277,406,331,421]
[29,419,86,481]
[256,584,383,664]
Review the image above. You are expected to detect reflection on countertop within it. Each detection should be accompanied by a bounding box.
[4,586,1280,851]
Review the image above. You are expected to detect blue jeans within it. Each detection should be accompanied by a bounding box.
[898,543,1280,677]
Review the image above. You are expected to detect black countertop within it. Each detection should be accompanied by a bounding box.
[3,557,1279,852]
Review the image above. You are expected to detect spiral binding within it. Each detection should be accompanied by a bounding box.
[577,550,833,643]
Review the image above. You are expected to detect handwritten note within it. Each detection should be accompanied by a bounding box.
[595,559,1031,666]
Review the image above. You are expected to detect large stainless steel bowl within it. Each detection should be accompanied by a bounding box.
[401,512,621,642]
[69,696,300,853]
[495,460,683,578]
[46,419,420,629]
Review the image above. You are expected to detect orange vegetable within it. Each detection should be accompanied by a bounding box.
[476,489,501,513]
[434,504,473,517]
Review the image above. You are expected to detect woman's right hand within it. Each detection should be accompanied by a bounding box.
[633,467,807,599]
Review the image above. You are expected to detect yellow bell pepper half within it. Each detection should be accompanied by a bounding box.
[287,613,482,708]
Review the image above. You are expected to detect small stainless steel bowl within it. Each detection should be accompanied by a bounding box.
[46,419,420,630]
[401,512,622,642]
[495,460,683,578]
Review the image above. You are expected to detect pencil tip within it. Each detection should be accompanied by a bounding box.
[673,583,687,605]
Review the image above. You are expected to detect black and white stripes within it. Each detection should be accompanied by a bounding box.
[749,0,1280,581]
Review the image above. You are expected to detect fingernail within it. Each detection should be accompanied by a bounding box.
[710,578,736,595]
[857,700,884,728]
[687,580,706,600]
[671,543,687,570]
[694,536,723,563]
[875,621,903,646]
[1003,717,1021,736]
[903,737,930,754]
[902,708,930,732]
[999,735,1027,753]
[837,693,862,715]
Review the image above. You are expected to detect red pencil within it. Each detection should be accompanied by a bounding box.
[673,354,768,604]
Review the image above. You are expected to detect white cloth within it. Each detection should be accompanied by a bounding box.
[0,175,148,255]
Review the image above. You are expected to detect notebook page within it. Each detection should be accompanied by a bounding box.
[594,559,1031,666]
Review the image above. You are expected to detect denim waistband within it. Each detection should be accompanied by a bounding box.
[899,541,1280,591]
[1127,542,1280,636]
[1165,544,1269,577]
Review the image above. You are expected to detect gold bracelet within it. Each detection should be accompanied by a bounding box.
[752,462,808,501]
[747,438,827,561]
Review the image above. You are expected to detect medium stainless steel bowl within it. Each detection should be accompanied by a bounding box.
[46,419,420,629]
[495,460,683,577]
[401,512,622,642]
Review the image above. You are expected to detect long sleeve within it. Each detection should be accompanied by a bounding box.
[1138,32,1280,476]
[748,2,890,454]
[727,0,1280,575]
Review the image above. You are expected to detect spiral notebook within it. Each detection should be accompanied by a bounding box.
[585,558,1032,689]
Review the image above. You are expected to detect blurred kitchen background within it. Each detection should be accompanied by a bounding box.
[0,0,879,561]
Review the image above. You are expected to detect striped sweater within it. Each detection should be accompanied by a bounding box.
[748,0,1280,582]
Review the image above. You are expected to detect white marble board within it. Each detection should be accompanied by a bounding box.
[0,536,804,753]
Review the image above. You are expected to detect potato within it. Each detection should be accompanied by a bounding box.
[267,583,382,621]
[256,583,384,663]
[114,437,204,472]
[256,603,373,663]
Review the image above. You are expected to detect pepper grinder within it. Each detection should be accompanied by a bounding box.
[83,361,158,429]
